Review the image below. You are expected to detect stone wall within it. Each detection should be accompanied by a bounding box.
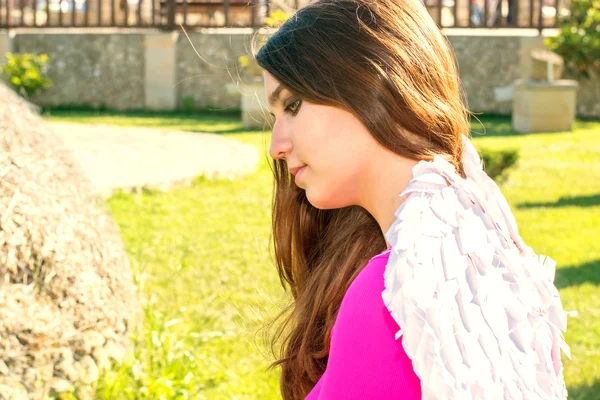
[447,31,600,118]
[448,35,522,115]
[14,31,146,110]
[2,28,599,118]
[176,30,255,110]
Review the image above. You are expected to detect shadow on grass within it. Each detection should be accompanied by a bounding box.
[42,109,598,138]
[518,194,600,209]
[555,259,600,290]
[162,125,260,134]
[470,115,517,138]
[42,108,268,135]
[567,380,600,400]
[43,107,240,117]
[469,115,596,139]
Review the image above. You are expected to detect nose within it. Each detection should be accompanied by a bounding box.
[269,120,293,161]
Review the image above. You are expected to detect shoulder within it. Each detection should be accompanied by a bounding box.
[323,248,422,398]
[343,249,390,306]
[333,249,395,337]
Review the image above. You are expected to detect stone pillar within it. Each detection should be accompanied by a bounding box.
[241,81,272,129]
[144,32,178,111]
[516,0,541,27]
[512,80,579,133]
[516,0,558,28]
[0,30,14,66]
[455,0,471,26]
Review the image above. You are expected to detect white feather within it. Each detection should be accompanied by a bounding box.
[381,135,571,399]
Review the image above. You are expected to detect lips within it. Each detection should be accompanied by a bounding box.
[288,165,306,176]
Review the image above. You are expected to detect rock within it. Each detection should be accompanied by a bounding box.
[115,321,127,334]
[49,378,74,394]
[61,364,80,382]
[76,356,99,385]
[0,82,142,399]
[55,349,80,382]
[75,385,95,400]
[101,327,116,340]
[104,339,127,364]
[82,330,106,353]
[93,347,112,372]
[0,361,9,375]
[23,369,37,388]
[0,377,29,400]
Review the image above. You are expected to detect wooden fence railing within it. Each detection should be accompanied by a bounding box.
[0,0,567,30]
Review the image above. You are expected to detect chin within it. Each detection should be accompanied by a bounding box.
[305,187,350,210]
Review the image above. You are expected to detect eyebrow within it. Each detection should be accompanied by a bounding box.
[268,84,287,107]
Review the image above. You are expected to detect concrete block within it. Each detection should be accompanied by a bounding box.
[512,79,578,133]
[0,31,14,66]
[241,83,272,129]
[519,36,547,81]
[144,32,178,111]
[530,49,563,81]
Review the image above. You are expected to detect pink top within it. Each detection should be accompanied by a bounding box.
[305,248,422,399]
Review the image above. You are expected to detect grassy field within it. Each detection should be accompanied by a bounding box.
[45,110,600,399]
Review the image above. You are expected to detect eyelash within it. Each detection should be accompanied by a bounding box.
[284,99,302,115]
[271,99,302,118]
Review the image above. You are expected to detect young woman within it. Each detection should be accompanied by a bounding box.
[255,0,571,399]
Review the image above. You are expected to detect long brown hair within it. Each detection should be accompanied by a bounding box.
[255,1,470,398]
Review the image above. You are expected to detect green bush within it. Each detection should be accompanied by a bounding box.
[480,148,519,182]
[264,9,291,28]
[181,96,195,112]
[545,0,600,79]
[1,52,53,99]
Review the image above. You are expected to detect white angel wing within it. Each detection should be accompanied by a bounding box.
[382,136,571,399]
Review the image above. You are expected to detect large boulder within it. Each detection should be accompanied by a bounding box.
[0,83,141,399]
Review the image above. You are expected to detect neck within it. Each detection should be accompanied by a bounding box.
[359,150,419,247]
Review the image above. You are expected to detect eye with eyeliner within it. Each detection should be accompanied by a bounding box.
[283,98,302,115]
[269,96,302,118]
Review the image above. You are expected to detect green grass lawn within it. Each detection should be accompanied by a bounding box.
[44,110,600,399]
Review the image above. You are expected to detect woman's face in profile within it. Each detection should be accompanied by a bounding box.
[264,71,382,210]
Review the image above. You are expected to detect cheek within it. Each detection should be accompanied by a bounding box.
[304,153,363,210]
[298,108,371,209]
